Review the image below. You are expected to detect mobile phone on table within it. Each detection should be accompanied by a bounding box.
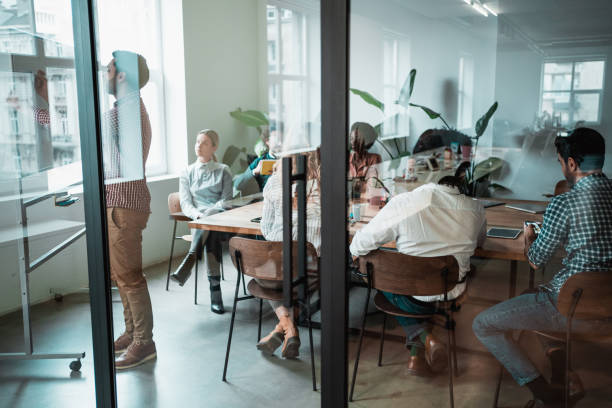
[250,216,262,223]
[524,221,542,234]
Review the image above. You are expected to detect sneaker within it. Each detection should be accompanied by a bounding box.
[115,341,157,370]
[114,332,133,355]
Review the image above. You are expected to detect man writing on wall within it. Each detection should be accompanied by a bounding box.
[104,50,156,370]
[473,128,612,407]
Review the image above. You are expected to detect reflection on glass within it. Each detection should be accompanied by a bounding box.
[0,0,35,55]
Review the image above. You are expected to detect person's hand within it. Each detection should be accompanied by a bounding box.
[252,160,263,175]
[34,70,48,103]
[523,224,537,256]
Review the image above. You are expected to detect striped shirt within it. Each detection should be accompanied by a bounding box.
[104,93,152,213]
[260,172,321,255]
[529,173,612,295]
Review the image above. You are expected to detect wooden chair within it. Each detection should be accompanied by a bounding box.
[349,250,463,408]
[222,237,318,391]
[493,271,612,408]
[165,192,237,304]
[554,180,570,196]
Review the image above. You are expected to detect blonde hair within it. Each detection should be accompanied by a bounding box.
[198,129,220,161]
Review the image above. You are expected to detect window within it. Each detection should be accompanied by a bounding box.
[540,60,605,126]
[266,2,320,153]
[457,54,474,130]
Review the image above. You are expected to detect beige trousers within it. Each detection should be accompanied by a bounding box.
[107,207,153,343]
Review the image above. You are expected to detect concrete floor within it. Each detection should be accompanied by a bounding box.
[1,255,611,408]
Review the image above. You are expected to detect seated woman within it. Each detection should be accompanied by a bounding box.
[170,129,233,314]
[256,149,321,359]
[248,124,279,191]
[349,122,382,178]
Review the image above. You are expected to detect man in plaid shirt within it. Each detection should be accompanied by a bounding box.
[473,128,612,407]
[103,50,157,370]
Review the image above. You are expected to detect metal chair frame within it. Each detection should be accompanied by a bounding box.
[349,257,462,408]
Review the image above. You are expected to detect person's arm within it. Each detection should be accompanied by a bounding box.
[179,168,203,220]
[526,196,569,270]
[205,167,234,215]
[260,174,280,240]
[250,156,263,176]
[349,198,398,257]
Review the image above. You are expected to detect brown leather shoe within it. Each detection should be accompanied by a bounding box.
[257,324,285,354]
[424,334,448,373]
[279,316,300,359]
[115,341,157,370]
[114,332,132,355]
[406,355,432,377]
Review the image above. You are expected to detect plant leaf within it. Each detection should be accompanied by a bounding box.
[229,108,269,127]
[475,101,498,138]
[409,103,441,120]
[350,88,385,112]
[395,69,417,107]
[473,157,503,181]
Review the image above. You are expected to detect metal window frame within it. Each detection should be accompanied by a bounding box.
[71,0,117,407]
[320,0,349,407]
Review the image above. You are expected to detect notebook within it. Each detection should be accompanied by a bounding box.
[505,203,547,214]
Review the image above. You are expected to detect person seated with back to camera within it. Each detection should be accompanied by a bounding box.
[473,128,612,408]
[170,129,233,314]
[255,149,321,359]
[350,175,486,376]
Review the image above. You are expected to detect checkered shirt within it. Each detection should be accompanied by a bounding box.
[104,94,152,213]
[528,173,612,294]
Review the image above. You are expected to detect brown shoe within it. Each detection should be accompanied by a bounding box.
[114,332,133,355]
[257,324,285,354]
[115,341,157,370]
[279,316,300,359]
[406,355,432,377]
[424,334,448,373]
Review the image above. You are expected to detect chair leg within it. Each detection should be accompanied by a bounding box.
[349,288,371,402]
[242,274,247,295]
[446,317,455,408]
[222,273,242,382]
[257,298,263,341]
[194,257,199,305]
[306,296,316,391]
[165,221,177,291]
[378,313,386,367]
[492,364,503,408]
[565,328,572,408]
[450,314,458,377]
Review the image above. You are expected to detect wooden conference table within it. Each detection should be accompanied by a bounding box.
[189,188,547,300]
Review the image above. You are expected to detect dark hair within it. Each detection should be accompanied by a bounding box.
[554,127,605,170]
[438,176,463,189]
[112,50,149,90]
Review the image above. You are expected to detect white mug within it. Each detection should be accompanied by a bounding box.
[351,204,361,221]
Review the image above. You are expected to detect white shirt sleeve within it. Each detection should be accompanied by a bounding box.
[179,167,202,220]
[349,198,399,257]
[260,174,281,240]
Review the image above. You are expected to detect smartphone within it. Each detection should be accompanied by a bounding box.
[524,221,542,234]
[260,160,276,175]
[250,216,262,223]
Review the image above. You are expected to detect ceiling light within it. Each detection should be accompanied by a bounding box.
[463,0,472,4]
[472,2,488,16]
[482,3,498,16]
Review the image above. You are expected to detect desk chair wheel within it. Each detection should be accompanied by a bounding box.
[69,359,82,372]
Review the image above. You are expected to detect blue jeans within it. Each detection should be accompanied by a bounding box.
[382,291,436,342]
[473,290,610,386]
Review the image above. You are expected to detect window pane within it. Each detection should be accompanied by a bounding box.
[0,0,35,55]
[280,8,304,75]
[541,91,570,124]
[46,68,80,166]
[267,5,279,73]
[543,62,572,91]
[574,93,600,122]
[574,61,604,90]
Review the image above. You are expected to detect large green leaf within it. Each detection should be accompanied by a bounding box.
[229,108,269,128]
[473,157,503,181]
[395,69,417,108]
[350,88,385,112]
[409,103,441,120]
[475,101,498,138]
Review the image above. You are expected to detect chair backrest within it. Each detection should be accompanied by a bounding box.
[228,236,318,280]
[358,250,459,297]
[554,180,570,196]
[168,192,181,213]
[557,271,612,320]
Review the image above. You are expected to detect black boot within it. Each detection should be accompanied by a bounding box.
[209,276,224,314]
[170,253,196,286]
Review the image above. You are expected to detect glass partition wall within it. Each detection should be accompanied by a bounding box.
[346,1,612,407]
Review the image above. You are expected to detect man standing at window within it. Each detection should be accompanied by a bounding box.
[103,50,156,370]
[473,128,612,407]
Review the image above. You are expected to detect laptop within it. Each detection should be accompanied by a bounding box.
[505,203,548,214]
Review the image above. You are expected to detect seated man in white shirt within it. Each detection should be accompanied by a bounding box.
[350,176,486,376]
